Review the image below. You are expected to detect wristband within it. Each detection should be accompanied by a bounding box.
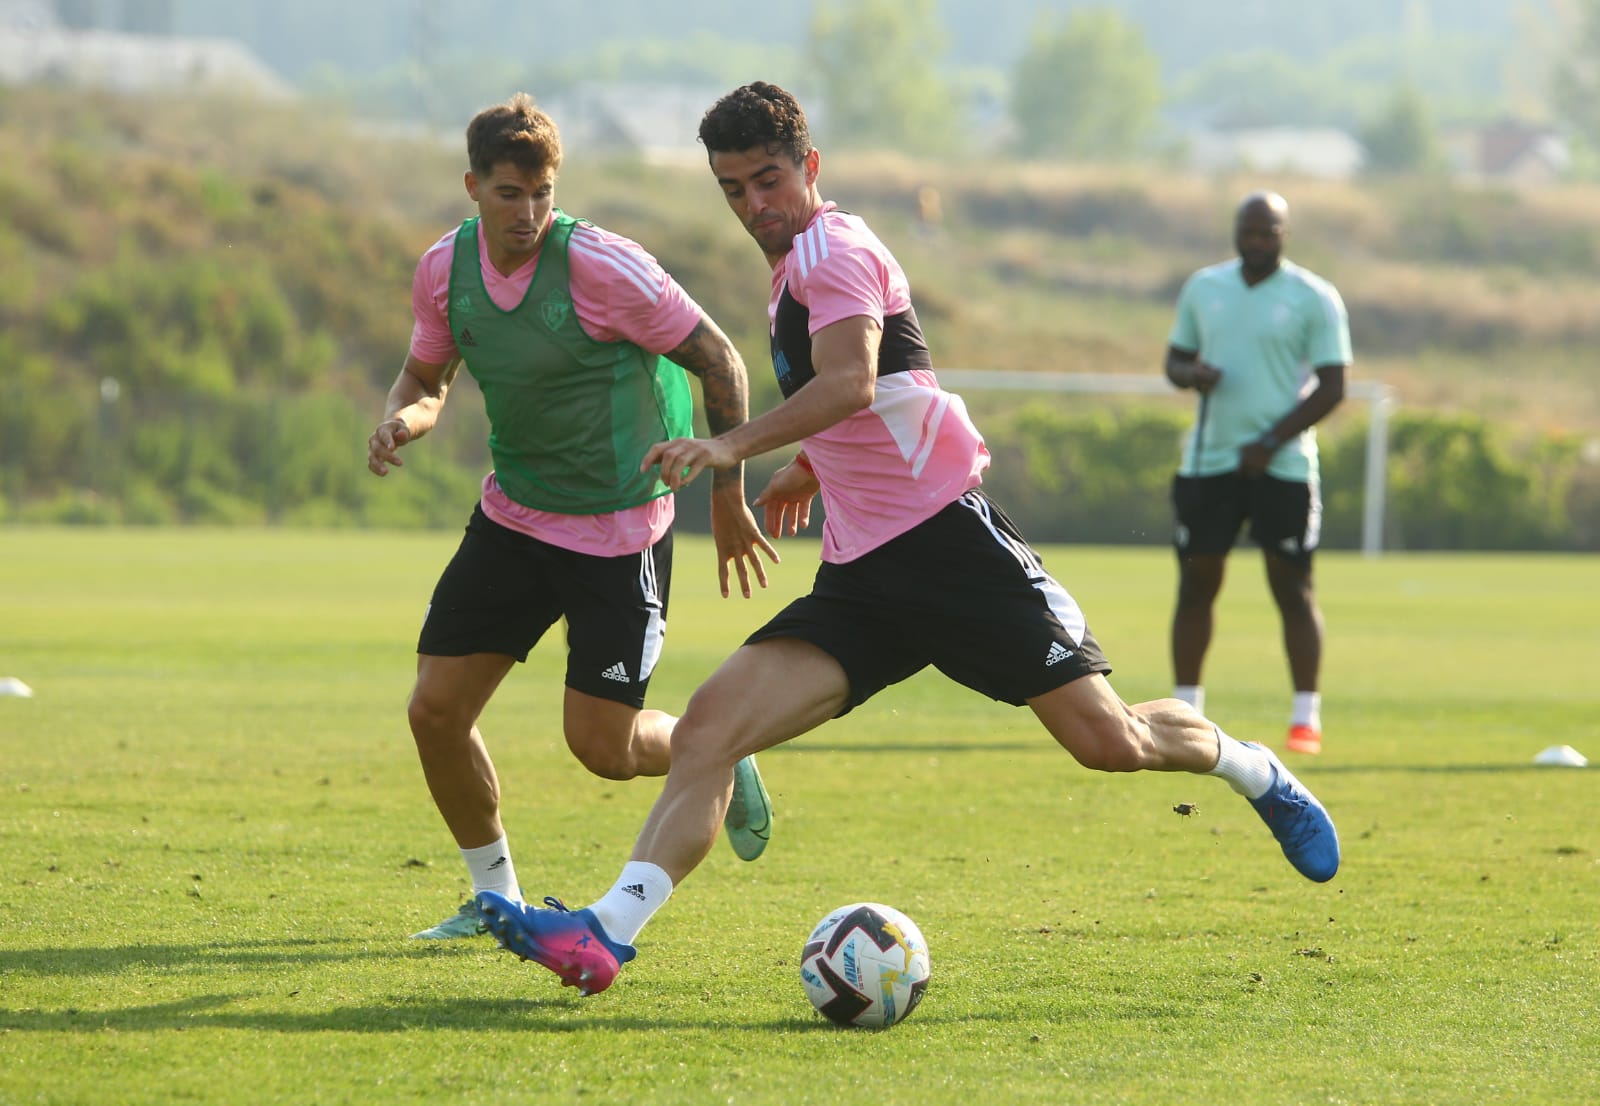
[793,453,815,474]
[1258,432,1281,452]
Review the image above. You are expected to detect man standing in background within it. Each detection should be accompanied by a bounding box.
[1164,191,1350,756]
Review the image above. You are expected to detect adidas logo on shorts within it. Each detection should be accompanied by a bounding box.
[1045,642,1074,666]
[601,662,630,683]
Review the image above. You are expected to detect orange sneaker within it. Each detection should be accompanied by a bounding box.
[1286,724,1322,755]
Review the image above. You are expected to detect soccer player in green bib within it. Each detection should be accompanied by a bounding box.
[366,94,779,940]
[1164,191,1352,757]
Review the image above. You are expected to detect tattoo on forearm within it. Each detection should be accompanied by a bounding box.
[669,318,749,439]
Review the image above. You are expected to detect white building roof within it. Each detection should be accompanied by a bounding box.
[0,23,293,100]
[1187,126,1367,180]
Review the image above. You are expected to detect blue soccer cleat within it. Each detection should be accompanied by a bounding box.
[475,892,636,996]
[724,754,773,861]
[1244,742,1341,882]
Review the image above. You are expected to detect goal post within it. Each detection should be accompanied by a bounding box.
[936,370,1397,558]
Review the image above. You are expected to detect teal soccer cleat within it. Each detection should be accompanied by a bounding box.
[724,754,773,861]
[409,900,488,940]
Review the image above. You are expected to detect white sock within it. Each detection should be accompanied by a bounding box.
[1209,729,1276,799]
[589,861,674,945]
[461,837,520,902]
[1293,691,1322,730]
[1174,685,1205,714]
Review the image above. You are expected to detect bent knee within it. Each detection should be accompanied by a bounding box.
[665,713,742,776]
[407,688,465,744]
[565,727,640,781]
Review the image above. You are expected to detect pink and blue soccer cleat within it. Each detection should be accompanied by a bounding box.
[475,892,636,995]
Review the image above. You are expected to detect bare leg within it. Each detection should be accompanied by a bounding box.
[631,638,849,883]
[1172,553,1226,687]
[1264,552,1321,693]
[1030,672,1339,880]
[563,688,672,780]
[408,653,517,849]
[1029,674,1219,774]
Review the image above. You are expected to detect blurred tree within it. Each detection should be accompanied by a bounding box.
[1009,8,1161,160]
[809,0,964,155]
[1552,0,1600,156]
[1359,83,1443,175]
[1171,49,1345,128]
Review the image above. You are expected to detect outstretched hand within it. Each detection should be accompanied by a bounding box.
[367,418,411,476]
[711,491,780,599]
[753,459,820,539]
[643,437,779,598]
[641,436,739,492]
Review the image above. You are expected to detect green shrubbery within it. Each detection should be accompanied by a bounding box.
[15,374,1590,551]
[4,88,1598,548]
[970,403,1600,551]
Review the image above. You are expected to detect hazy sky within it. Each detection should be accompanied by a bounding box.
[169,0,1548,81]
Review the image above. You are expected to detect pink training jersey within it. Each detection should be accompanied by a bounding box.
[409,214,704,556]
[771,202,989,562]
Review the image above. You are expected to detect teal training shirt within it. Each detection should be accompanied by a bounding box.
[447,213,693,515]
[1168,258,1351,481]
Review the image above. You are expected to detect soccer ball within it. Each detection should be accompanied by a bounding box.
[799,902,930,1028]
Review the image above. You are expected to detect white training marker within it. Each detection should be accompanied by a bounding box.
[1533,744,1589,768]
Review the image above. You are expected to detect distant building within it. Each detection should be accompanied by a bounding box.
[0,1,291,100]
[53,0,173,34]
[1185,126,1368,180]
[1443,120,1572,186]
[0,0,54,31]
[539,83,723,164]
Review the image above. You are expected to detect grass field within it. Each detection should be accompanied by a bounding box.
[1,527,1596,1105]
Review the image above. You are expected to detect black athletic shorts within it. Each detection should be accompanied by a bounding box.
[1172,472,1321,563]
[417,505,672,707]
[746,489,1111,715]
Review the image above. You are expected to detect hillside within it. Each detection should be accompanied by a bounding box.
[2,87,1595,546]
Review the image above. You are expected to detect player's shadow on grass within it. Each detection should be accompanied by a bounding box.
[0,937,370,979]
[0,993,983,1034]
[792,741,1039,754]
[0,935,550,983]
[1294,763,1582,775]
[1,940,978,1034]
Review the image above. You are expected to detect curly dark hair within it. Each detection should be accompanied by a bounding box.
[466,92,562,179]
[697,82,813,165]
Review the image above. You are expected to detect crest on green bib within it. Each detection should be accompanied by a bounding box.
[541,294,571,331]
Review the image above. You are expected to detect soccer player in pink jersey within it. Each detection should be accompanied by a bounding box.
[365,93,779,941]
[474,84,1340,997]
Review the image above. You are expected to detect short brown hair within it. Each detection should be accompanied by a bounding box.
[466,92,562,179]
